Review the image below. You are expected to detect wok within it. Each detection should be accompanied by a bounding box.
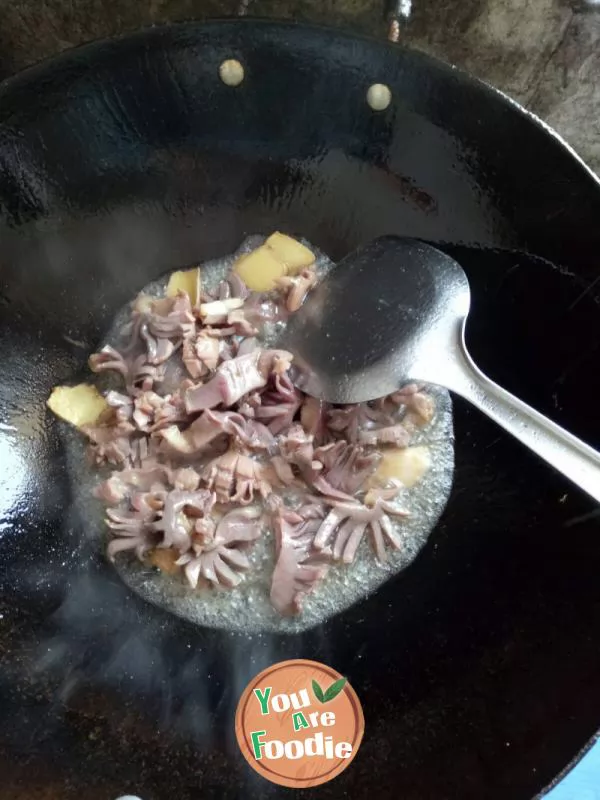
[0,18,599,800]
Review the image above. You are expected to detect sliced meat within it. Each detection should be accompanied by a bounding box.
[314,442,381,495]
[182,332,221,379]
[145,294,195,339]
[358,424,410,448]
[313,496,409,564]
[105,507,160,562]
[275,266,317,312]
[300,396,331,445]
[177,506,262,589]
[153,489,216,552]
[78,250,436,617]
[159,409,274,456]
[251,372,302,435]
[201,448,272,505]
[270,502,329,616]
[185,350,293,413]
[89,345,129,379]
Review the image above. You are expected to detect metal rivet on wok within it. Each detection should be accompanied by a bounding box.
[367,83,392,111]
[219,59,245,86]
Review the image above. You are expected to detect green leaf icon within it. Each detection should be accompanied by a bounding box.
[323,677,347,702]
[312,677,347,703]
[312,679,325,703]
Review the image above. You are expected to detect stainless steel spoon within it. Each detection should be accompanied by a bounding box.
[279,236,600,504]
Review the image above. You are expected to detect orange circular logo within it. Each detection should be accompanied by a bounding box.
[235,659,364,788]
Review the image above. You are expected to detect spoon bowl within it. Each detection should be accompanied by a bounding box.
[280,236,470,402]
[279,236,600,504]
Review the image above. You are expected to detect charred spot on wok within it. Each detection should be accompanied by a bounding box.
[50,233,454,632]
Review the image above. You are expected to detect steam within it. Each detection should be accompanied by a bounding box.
[28,559,283,751]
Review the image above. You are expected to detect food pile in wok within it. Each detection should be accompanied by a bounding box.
[48,233,435,616]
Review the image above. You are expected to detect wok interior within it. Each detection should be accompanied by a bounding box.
[0,20,600,800]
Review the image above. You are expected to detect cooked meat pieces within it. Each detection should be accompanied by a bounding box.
[49,235,434,616]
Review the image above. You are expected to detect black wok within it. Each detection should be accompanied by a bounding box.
[0,18,599,800]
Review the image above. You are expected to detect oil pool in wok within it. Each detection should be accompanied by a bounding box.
[56,235,455,633]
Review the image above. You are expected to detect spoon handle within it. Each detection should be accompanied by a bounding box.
[446,326,600,504]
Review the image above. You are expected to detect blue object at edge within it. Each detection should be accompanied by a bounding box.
[545,739,600,799]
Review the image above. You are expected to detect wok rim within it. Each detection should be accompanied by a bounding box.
[0,15,597,196]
